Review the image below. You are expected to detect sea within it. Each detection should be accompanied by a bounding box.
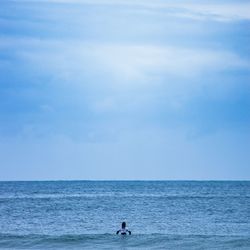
[0,181,249,249]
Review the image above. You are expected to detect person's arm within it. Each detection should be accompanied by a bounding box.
[116,230,120,235]
[127,230,131,235]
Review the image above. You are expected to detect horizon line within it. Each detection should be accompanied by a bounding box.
[0,179,249,182]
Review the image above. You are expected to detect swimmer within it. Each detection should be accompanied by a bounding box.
[116,221,131,235]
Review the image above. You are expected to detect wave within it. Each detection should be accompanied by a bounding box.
[1,233,250,249]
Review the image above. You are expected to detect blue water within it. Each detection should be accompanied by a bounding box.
[0,181,249,249]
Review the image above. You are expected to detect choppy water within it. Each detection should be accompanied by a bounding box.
[0,181,249,249]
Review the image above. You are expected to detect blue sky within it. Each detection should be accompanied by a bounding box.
[0,0,250,180]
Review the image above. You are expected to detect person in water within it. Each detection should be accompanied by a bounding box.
[116,221,131,235]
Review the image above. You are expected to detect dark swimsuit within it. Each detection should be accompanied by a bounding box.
[117,228,131,235]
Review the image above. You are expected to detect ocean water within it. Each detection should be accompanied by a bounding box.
[0,181,249,249]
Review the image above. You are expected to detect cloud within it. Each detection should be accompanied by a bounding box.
[1,36,249,119]
[2,37,249,84]
[9,0,250,21]
[91,44,249,80]
[1,1,249,132]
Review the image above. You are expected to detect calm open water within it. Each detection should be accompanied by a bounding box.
[0,181,249,249]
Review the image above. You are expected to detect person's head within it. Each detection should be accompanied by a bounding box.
[122,222,126,229]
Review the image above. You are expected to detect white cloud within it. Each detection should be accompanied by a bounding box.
[1,36,249,115]
[11,0,250,21]
[176,2,250,22]
[1,37,249,85]
[92,44,249,80]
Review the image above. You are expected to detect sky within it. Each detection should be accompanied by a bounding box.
[0,0,250,180]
